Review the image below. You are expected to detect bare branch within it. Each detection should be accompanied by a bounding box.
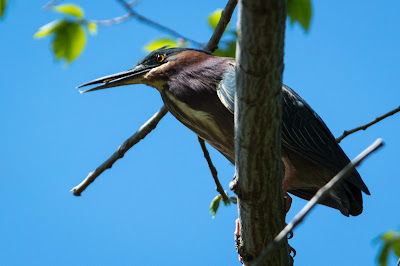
[127,0,140,6]
[89,13,133,26]
[254,138,384,264]
[197,137,229,203]
[205,0,238,53]
[336,106,400,143]
[116,0,204,47]
[197,0,237,204]
[70,106,168,196]
[42,0,61,9]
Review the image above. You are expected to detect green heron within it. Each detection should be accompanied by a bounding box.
[78,47,370,216]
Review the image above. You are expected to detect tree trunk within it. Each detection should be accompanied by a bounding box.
[234,0,289,265]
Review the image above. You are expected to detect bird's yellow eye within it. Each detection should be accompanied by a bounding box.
[156,54,165,63]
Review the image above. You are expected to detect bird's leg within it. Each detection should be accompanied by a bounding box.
[282,155,297,213]
[234,218,244,263]
[232,157,298,263]
[231,176,244,262]
[282,155,297,192]
[234,218,240,238]
[282,155,297,262]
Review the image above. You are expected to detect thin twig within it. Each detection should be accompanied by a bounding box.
[253,138,384,264]
[42,0,61,9]
[89,14,133,26]
[127,0,140,6]
[198,137,230,203]
[116,0,204,47]
[88,0,140,26]
[336,106,400,143]
[189,0,238,204]
[197,0,237,202]
[205,0,238,52]
[70,106,168,196]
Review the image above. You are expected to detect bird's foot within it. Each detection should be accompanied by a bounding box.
[289,244,296,258]
[235,219,295,264]
[288,242,296,266]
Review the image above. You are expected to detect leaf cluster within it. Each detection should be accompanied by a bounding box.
[31,0,312,65]
[209,193,237,218]
[34,4,96,63]
[0,0,6,18]
[377,231,400,266]
[287,0,312,32]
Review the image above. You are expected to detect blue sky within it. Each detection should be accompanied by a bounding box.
[1,0,399,265]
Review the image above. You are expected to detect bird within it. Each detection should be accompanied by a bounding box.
[78,46,370,216]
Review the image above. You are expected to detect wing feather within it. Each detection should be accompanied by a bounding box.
[216,63,370,195]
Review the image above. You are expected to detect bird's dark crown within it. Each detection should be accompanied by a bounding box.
[136,46,212,67]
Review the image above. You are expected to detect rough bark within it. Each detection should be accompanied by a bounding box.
[234,0,289,265]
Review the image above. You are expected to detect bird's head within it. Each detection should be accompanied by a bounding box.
[77,47,212,93]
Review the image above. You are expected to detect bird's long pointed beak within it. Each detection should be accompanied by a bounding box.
[77,64,151,94]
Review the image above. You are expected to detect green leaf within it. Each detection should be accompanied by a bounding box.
[287,0,312,32]
[378,243,390,266]
[393,240,400,258]
[381,231,396,241]
[0,0,6,18]
[34,20,63,38]
[53,4,84,18]
[209,195,221,218]
[87,22,97,35]
[208,9,222,30]
[377,231,400,266]
[52,21,86,63]
[144,38,178,51]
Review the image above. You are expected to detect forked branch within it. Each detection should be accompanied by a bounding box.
[205,0,238,52]
[115,0,203,47]
[71,106,168,196]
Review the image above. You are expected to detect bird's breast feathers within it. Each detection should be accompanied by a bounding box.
[162,90,233,161]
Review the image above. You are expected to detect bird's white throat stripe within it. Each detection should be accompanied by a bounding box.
[164,90,227,149]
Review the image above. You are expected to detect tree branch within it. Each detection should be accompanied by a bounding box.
[42,0,61,9]
[254,138,384,264]
[115,0,204,47]
[336,106,400,143]
[198,0,237,205]
[235,0,288,264]
[197,137,229,203]
[70,106,168,196]
[89,13,133,27]
[205,0,238,52]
